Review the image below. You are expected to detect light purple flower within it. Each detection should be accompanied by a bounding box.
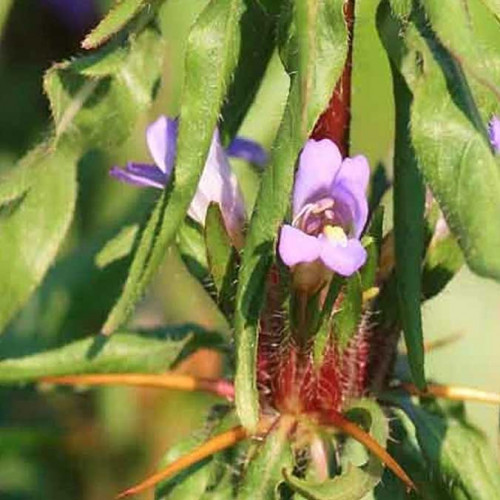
[488,115,500,153]
[110,116,267,240]
[278,139,369,277]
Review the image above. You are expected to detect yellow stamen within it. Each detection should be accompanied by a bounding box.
[362,287,380,302]
[323,225,348,247]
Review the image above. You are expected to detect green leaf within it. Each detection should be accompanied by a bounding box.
[422,0,500,99]
[313,275,344,366]
[95,224,139,269]
[205,204,233,297]
[283,400,387,500]
[387,30,426,390]
[156,407,236,500]
[236,418,294,500]
[405,404,500,500]
[375,408,450,499]
[333,273,362,350]
[178,219,210,284]
[103,0,245,335]
[479,0,500,21]
[235,0,349,431]
[0,327,224,383]
[422,214,464,300]
[378,2,500,282]
[44,27,163,152]
[82,0,148,50]
[0,143,77,334]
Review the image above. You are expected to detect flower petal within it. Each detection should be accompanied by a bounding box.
[332,183,368,238]
[110,163,166,189]
[146,116,178,174]
[226,137,268,167]
[293,139,343,215]
[319,236,367,276]
[488,115,500,153]
[335,155,370,194]
[188,130,246,234]
[279,225,321,266]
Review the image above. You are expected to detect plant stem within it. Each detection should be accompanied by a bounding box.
[42,373,235,400]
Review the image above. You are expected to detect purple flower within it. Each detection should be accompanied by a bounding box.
[278,139,369,277]
[110,116,267,241]
[41,0,98,34]
[488,115,500,153]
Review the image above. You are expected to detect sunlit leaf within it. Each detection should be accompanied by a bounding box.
[378,1,500,282]
[45,27,163,151]
[95,224,139,269]
[82,0,148,50]
[103,0,245,334]
[205,204,233,298]
[0,327,224,383]
[0,143,77,333]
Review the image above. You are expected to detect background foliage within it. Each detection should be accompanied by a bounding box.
[0,0,499,499]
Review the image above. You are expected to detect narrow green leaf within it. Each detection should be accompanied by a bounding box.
[235,0,349,431]
[422,214,464,300]
[333,273,363,350]
[391,54,426,390]
[283,400,387,500]
[103,0,245,334]
[205,204,233,296]
[359,236,377,291]
[0,327,224,383]
[177,219,210,284]
[236,418,294,500]
[0,143,77,333]
[95,224,139,269]
[82,0,147,49]
[313,275,344,366]
[44,27,163,152]
[405,405,500,500]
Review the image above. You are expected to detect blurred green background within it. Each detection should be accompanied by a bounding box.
[0,0,498,499]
